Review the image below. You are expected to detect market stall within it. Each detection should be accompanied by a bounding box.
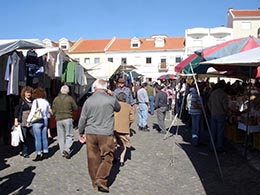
[200,46,260,154]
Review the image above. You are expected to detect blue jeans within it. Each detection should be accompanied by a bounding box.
[148,96,154,115]
[56,118,74,155]
[32,118,48,155]
[210,115,226,151]
[138,103,148,128]
[191,114,202,146]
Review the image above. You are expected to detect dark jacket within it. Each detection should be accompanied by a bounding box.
[155,91,168,109]
[14,98,32,125]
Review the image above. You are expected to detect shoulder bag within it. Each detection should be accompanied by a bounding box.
[31,100,43,123]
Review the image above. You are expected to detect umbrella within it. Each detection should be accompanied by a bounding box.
[175,36,260,74]
[157,74,176,80]
[175,53,202,74]
[200,46,260,67]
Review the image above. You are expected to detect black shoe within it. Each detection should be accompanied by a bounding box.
[42,153,48,160]
[138,126,143,131]
[63,150,71,159]
[96,181,109,193]
[120,162,125,167]
[23,153,29,158]
[32,155,42,162]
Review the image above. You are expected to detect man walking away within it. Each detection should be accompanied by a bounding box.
[52,85,78,159]
[78,79,121,193]
[154,84,168,134]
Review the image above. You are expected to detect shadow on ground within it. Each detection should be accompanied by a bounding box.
[171,124,260,195]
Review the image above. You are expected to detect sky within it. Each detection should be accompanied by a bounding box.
[1,0,259,41]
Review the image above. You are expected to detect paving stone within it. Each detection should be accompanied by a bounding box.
[1,113,260,195]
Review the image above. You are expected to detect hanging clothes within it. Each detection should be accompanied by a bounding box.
[5,52,20,95]
[17,51,26,82]
[0,55,8,91]
[76,64,87,86]
[62,61,76,83]
[46,52,56,79]
[55,51,65,77]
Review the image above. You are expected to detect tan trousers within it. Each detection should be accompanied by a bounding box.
[85,134,115,188]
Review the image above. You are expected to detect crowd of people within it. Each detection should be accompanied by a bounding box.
[13,75,260,193]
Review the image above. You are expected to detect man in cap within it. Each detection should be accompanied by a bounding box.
[52,85,78,159]
[113,77,135,106]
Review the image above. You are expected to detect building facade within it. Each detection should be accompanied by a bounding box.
[227,8,260,39]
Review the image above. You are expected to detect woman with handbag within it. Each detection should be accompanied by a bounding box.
[26,87,52,161]
[14,86,33,158]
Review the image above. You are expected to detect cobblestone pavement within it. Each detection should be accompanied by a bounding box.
[1,112,260,195]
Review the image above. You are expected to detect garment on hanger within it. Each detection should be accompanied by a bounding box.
[76,64,87,86]
[5,51,20,95]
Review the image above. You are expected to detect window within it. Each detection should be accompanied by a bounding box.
[60,44,67,49]
[241,22,251,30]
[121,58,127,64]
[108,57,113,62]
[94,57,100,64]
[146,57,152,64]
[175,57,182,63]
[155,38,165,47]
[130,37,141,48]
[160,58,167,69]
[84,58,90,64]
[161,58,166,63]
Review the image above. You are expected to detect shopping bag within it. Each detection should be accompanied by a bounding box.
[11,127,20,147]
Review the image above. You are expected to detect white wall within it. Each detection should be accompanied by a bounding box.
[106,50,184,81]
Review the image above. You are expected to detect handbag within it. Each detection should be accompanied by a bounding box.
[31,100,43,123]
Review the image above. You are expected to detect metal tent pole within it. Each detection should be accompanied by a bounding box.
[189,63,224,181]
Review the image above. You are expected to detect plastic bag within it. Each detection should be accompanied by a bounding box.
[11,125,23,147]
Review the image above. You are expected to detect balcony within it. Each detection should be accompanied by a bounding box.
[186,28,209,36]
[210,27,233,36]
[158,62,169,72]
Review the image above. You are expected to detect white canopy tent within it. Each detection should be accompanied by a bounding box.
[82,62,136,80]
[0,39,45,56]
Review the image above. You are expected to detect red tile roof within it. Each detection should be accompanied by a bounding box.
[107,37,185,51]
[230,9,260,17]
[70,39,111,53]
